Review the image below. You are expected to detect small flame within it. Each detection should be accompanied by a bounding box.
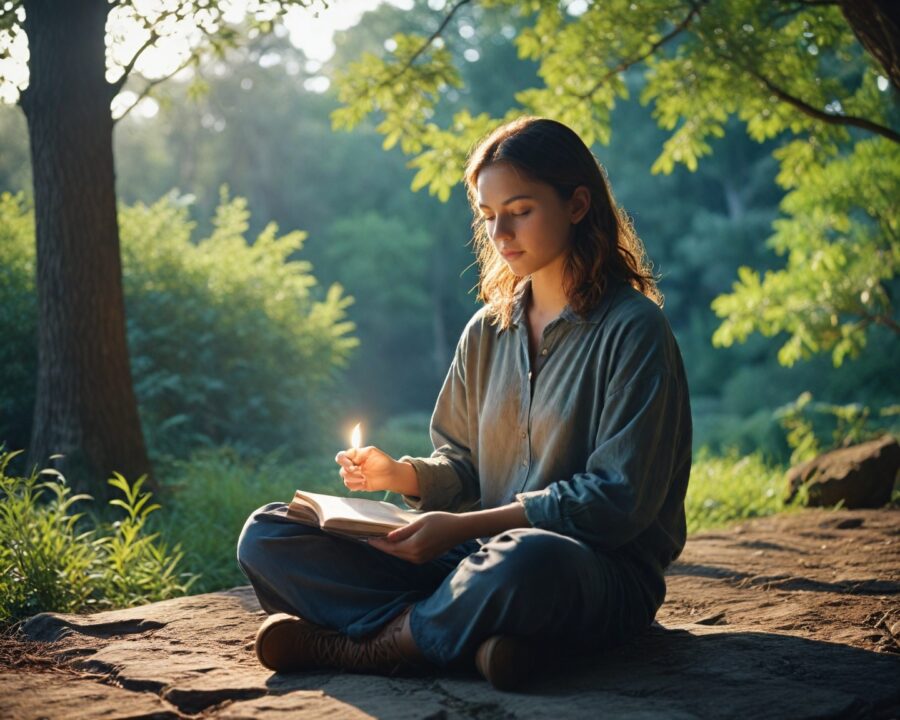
[350,423,361,450]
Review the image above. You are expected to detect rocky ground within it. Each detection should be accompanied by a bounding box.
[2,508,898,719]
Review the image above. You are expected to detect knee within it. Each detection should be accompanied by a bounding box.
[235,502,285,569]
[478,529,591,588]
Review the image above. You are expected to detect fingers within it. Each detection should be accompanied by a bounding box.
[341,467,367,492]
[385,523,417,542]
[367,536,425,564]
[335,450,361,472]
[337,449,367,492]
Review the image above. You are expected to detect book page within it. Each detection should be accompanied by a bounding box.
[292,490,419,533]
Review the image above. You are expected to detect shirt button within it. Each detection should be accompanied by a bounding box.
[521,431,527,439]
[522,460,528,467]
[540,348,548,356]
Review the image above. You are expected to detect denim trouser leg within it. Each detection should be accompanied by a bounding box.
[237,503,662,668]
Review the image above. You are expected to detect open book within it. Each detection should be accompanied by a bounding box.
[285,489,420,538]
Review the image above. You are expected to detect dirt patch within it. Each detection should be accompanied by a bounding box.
[659,509,900,656]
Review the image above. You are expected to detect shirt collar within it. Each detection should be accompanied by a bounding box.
[510,280,530,328]
[507,276,623,330]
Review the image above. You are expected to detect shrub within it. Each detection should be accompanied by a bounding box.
[0,450,196,627]
[0,190,357,461]
[0,193,37,452]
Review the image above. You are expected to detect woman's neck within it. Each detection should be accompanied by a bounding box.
[528,262,569,321]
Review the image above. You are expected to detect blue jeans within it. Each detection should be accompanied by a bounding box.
[236,502,664,667]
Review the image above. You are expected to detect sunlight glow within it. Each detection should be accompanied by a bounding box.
[0,0,414,105]
[283,0,412,64]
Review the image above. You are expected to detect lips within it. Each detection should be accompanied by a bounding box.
[501,250,524,259]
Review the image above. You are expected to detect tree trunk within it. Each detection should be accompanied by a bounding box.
[841,0,900,92]
[20,0,152,499]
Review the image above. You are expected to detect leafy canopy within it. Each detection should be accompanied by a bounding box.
[332,0,899,366]
[0,0,322,114]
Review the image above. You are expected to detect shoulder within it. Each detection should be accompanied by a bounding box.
[597,284,683,386]
[451,305,495,361]
[457,305,494,344]
[602,283,672,339]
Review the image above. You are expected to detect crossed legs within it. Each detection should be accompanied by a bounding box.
[237,502,661,677]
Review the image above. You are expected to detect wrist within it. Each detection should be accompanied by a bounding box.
[392,458,421,497]
[460,503,530,539]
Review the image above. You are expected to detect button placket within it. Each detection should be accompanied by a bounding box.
[518,326,533,476]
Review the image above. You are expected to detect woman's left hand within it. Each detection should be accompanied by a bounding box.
[367,512,468,564]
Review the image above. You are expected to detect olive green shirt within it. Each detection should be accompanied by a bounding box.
[402,278,692,571]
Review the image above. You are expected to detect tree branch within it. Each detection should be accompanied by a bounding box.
[743,64,900,143]
[112,29,159,93]
[856,308,900,334]
[577,1,706,101]
[112,52,195,124]
[376,0,471,89]
[109,0,195,95]
[875,313,900,334]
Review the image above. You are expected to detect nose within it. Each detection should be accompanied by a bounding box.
[490,214,513,243]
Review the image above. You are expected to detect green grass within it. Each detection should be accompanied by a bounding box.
[685,448,800,534]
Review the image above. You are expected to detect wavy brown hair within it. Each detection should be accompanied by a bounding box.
[464,116,661,328]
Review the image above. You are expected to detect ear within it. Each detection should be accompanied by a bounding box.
[569,186,591,224]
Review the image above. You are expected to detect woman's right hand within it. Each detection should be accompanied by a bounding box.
[335,445,413,494]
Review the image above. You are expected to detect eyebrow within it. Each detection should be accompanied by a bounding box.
[478,194,534,209]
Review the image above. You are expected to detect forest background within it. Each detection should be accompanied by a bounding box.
[0,0,897,616]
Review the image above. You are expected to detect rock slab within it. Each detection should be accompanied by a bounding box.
[2,509,899,719]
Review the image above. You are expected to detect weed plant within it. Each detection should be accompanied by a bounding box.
[0,450,196,627]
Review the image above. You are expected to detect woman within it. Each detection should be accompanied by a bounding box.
[237,116,692,691]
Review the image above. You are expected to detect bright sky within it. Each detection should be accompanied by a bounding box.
[283,0,413,63]
[0,0,414,107]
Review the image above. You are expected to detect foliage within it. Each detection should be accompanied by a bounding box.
[685,448,800,533]
[0,192,35,451]
[122,189,357,457]
[0,191,356,460]
[332,0,899,367]
[776,391,900,465]
[320,212,436,415]
[0,450,196,626]
[713,138,900,366]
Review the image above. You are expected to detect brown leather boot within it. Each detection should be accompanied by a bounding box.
[255,607,427,675]
[474,635,540,691]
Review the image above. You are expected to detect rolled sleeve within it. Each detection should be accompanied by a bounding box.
[399,456,467,511]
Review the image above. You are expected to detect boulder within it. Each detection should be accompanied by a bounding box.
[786,434,900,508]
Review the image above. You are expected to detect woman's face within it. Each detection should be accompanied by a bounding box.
[476,162,589,280]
